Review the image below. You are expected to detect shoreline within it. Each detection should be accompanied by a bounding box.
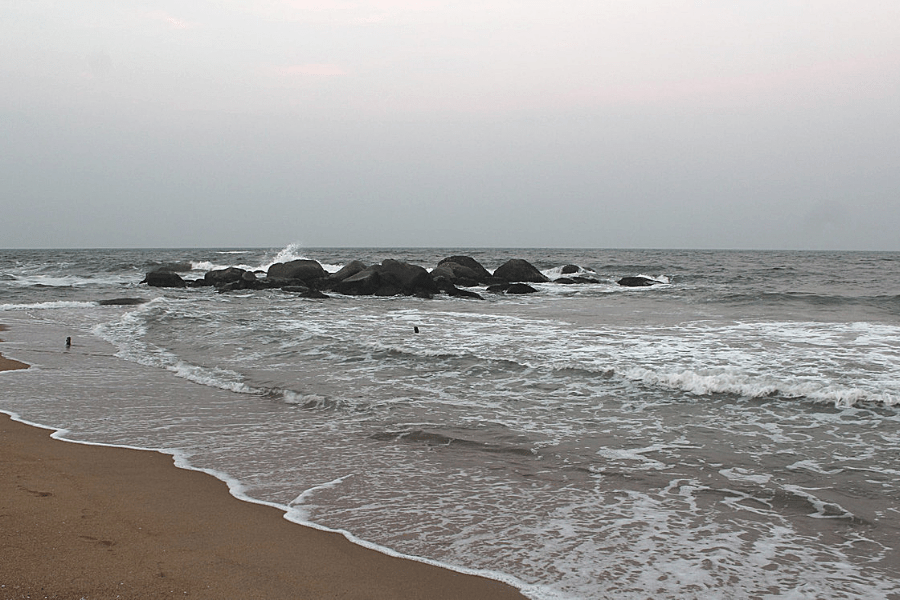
[0,412,529,599]
[0,324,528,600]
[0,324,29,372]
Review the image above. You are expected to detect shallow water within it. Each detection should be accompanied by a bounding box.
[2,246,899,599]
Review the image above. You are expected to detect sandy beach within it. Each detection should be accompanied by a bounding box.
[0,329,526,600]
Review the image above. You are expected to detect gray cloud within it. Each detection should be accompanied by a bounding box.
[2,1,898,249]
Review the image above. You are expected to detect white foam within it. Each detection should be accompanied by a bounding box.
[191,244,343,275]
[719,467,772,485]
[781,485,855,520]
[1,300,98,311]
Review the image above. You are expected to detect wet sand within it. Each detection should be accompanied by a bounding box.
[0,325,28,372]
[0,328,527,600]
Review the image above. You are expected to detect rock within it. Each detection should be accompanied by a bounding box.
[97,297,149,306]
[204,267,246,287]
[333,267,382,295]
[328,260,368,283]
[377,259,437,296]
[554,276,601,284]
[267,259,327,282]
[506,283,538,294]
[561,264,580,274]
[433,278,484,300]
[242,271,258,282]
[618,276,658,287]
[436,256,492,283]
[141,270,186,288]
[493,259,549,283]
[449,287,484,300]
[430,263,481,287]
[216,281,245,293]
[333,260,437,297]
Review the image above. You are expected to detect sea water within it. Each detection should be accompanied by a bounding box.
[1,246,899,599]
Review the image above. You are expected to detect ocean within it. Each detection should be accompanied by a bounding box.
[1,246,899,599]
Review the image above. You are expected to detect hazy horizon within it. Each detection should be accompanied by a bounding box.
[3,2,899,251]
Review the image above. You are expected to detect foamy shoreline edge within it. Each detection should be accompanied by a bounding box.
[0,396,560,600]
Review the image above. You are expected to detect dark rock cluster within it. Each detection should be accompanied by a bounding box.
[141,255,662,298]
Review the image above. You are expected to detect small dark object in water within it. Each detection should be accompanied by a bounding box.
[505,283,538,294]
[414,326,420,334]
[65,337,71,348]
[141,270,187,288]
[617,276,658,287]
[97,297,149,306]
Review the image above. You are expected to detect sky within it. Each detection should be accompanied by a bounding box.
[1,1,899,250]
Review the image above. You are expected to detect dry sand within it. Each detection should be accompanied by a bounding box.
[0,327,527,600]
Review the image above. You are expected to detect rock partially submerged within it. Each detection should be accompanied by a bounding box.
[487,282,538,294]
[334,259,437,298]
[141,270,186,288]
[267,259,327,282]
[617,276,659,287]
[139,253,643,299]
[97,297,149,306]
[436,256,493,284]
[493,259,549,283]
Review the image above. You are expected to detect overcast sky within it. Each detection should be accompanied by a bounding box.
[2,1,898,250]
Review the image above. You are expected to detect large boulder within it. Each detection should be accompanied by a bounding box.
[329,260,368,283]
[618,276,658,287]
[141,270,186,288]
[204,267,247,287]
[267,259,327,282]
[430,262,482,287]
[378,259,437,296]
[333,267,382,295]
[332,260,437,297]
[506,283,538,294]
[492,259,549,283]
[432,277,484,300]
[436,256,492,283]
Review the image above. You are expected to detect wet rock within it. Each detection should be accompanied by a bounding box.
[506,283,538,294]
[333,260,438,297]
[493,259,549,283]
[141,270,186,288]
[204,267,246,287]
[486,282,537,294]
[617,276,658,287]
[435,279,484,300]
[97,297,149,306]
[430,263,482,287]
[267,259,327,282]
[333,267,382,295]
[328,260,368,283]
[436,256,492,283]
